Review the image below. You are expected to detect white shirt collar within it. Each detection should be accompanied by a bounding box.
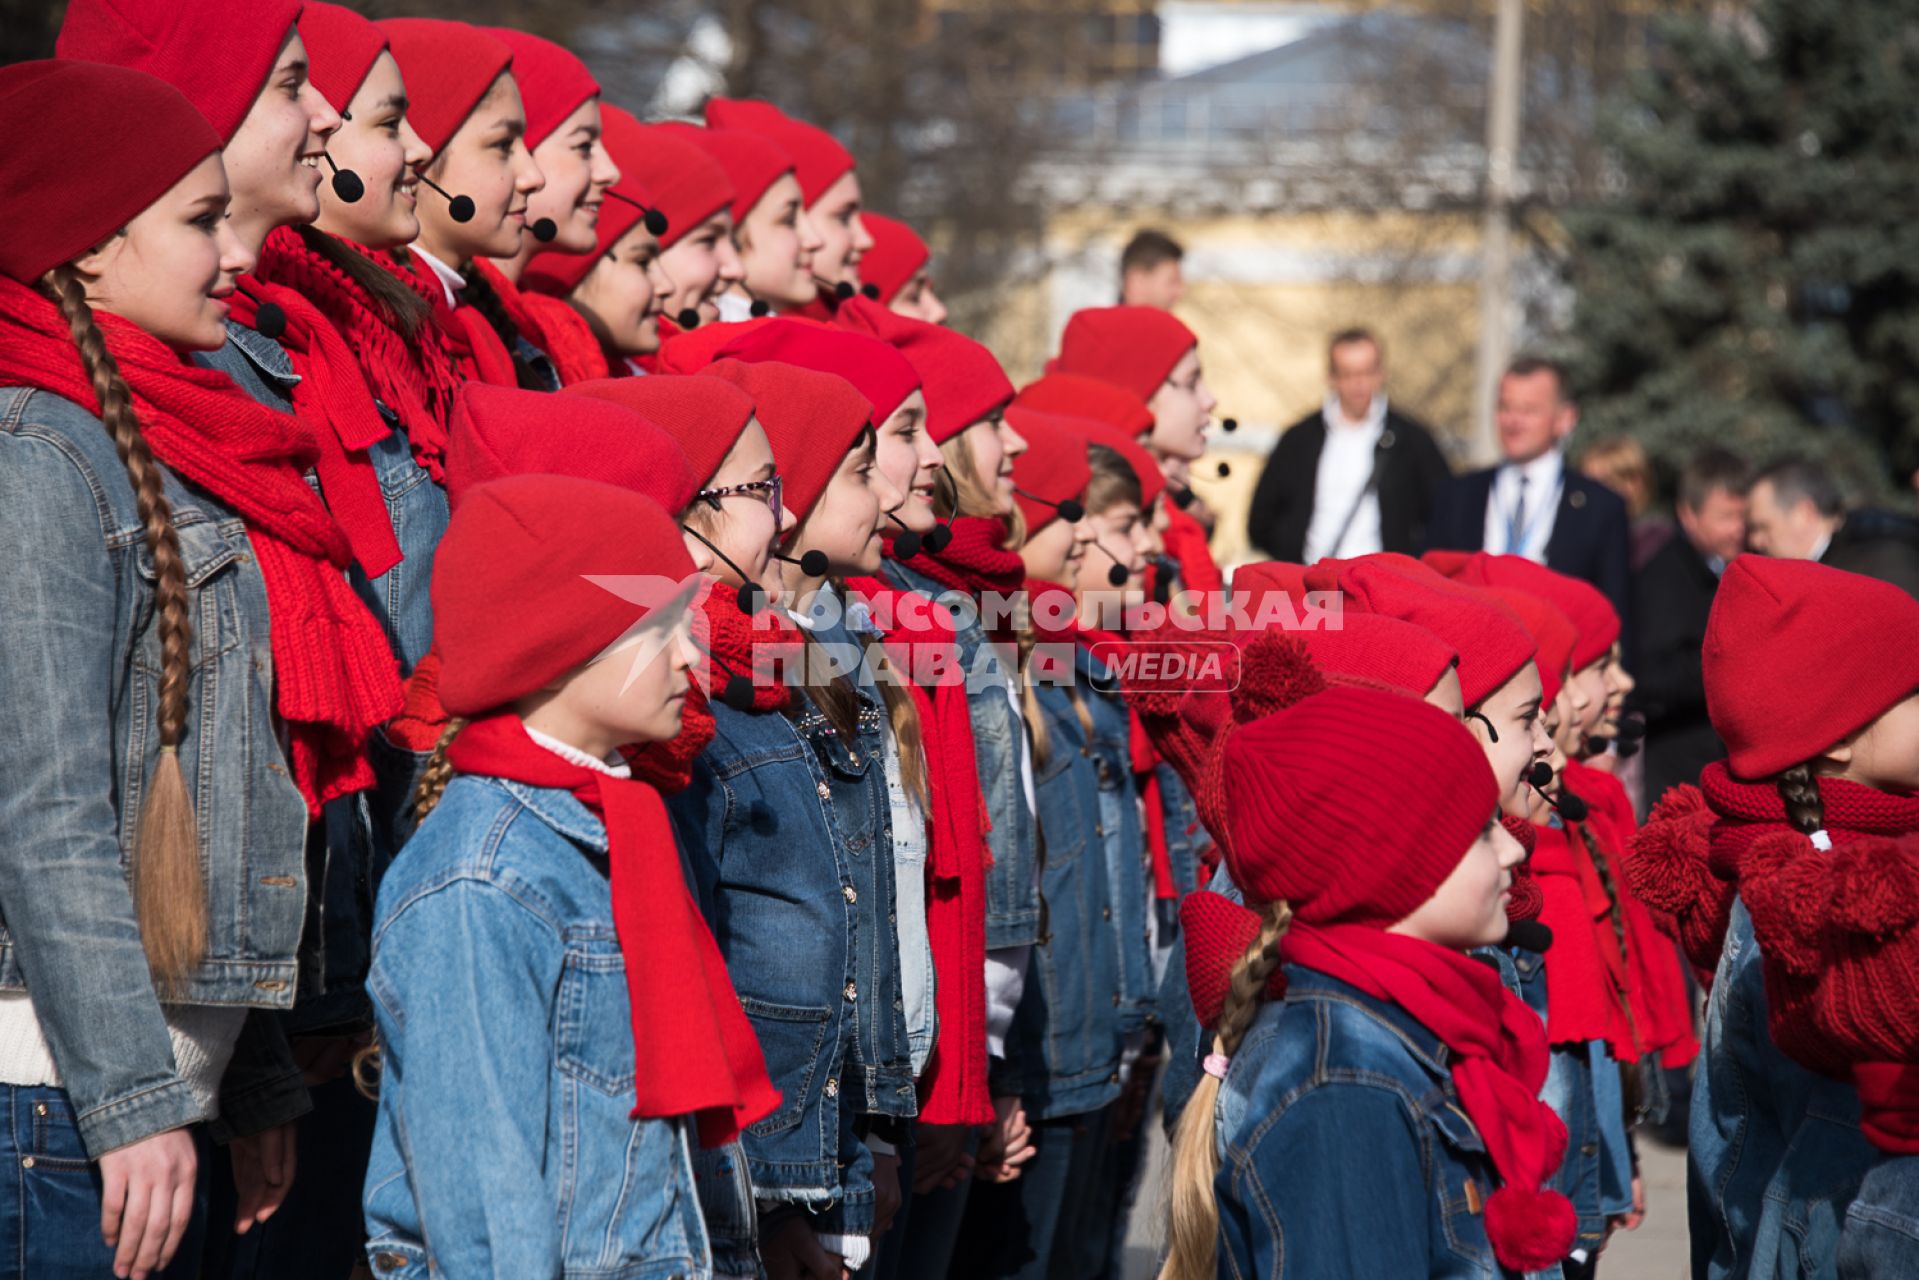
[1810,530,1834,564]
[1323,392,1388,437]
[716,291,757,324]
[623,357,651,377]
[411,245,466,310]
[1506,447,1564,491]
[524,726,632,778]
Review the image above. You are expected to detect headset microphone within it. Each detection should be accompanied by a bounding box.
[234,281,286,340]
[604,189,670,237]
[861,283,881,300]
[676,307,703,330]
[680,524,768,616]
[417,174,474,222]
[886,513,924,560]
[531,217,558,243]
[323,154,364,203]
[775,548,832,577]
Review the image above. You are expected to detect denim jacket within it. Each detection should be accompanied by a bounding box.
[1215,966,1560,1280]
[347,401,448,679]
[1077,645,1156,1038]
[0,384,309,1155]
[1839,1156,1919,1278]
[1004,675,1123,1120]
[665,641,911,1236]
[1691,898,1875,1280]
[363,775,711,1279]
[885,560,1040,950]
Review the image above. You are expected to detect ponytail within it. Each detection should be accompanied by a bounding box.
[458,264,545,391]
[1162,898,1293,1280]
[411,717,468,823]
[293,225,432,345]
[856,630,929,812]
[1776,761,1825,837]
[44,265,207,989]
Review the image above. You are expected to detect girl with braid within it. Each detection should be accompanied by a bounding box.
[0,61,400,1279]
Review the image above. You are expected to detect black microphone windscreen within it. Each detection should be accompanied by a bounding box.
[800,549,829,577]
[449,194,475,223]
[735,581,763,615]
[923,524,953,553]
[834,281,855,301]
[722,674,757,711]
[1170,487,1195,510]
[861,283,881,300]
[253,302,287,341]
[644,208,670,237]
[531,217,558,243]
[1527,761,1554,789]
[677,308,702,330]
[891,530,922,559]
[1216,461,1231,478]
[331,169,364,203]
[1557,792,1589,823]
[1056,498,1085,523]
[1221,417,1239,433]
[1106,563,1129,587]
[749,299,771,318]
[1506,919,1554,954]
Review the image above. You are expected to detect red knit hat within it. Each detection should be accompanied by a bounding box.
[1005,406,1094,534]
[1704,555,1919,779]
[447,384,698,515]
[713,319,920,425]
[1481,587,1576,705]
[1231,561,1458,695]
[379,19,513,158]
[654,317,782,375]
[702,358,872,522]
[1441,552,1620,672]
[1223,686,1499,925]
[1313,559,1535,709]
[523,104,655,296]
[434,474,698,716]
[1015,371,1155,439]
[58,0,302,145]
[487,28,598,151]
[0,60,222,284]
[1047,305,1198,406]
[1065,417,1165,512]
[606,118,734,252]
[298,2,385,113]
[663,123,793,223]
[834,296,1012,444]
[858,214,929,305]
[565,374,756,488]
[704,97,853,207]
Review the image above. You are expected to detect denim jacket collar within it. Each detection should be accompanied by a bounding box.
[1283,965,1451,1075]
[1072,638,1120,691]
[493,778,610,855]
[223,319,301,390]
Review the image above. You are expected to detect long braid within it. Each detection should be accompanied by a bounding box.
[1776,761,1825,837]
[1162,899,1294,1280]
[458,265,545,390]
[45,266,208,989]
[411,717,468,823]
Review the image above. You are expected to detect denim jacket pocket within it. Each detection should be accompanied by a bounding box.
[1430,1100,1503,1272]
[131,514,245,668]
[556,929,637,1098]
[740,999,834,1138]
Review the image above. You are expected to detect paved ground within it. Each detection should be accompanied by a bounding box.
[1119,1125,1692,1278]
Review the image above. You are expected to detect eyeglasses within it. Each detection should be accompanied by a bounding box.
[696,474,782,518]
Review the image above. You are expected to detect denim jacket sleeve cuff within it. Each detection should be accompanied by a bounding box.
[207,1011,312,1144]
[78,1076,208,1157]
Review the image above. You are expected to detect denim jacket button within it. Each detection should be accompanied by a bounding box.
[254,979,288,993]
[843,982,858,1002]
[848,751,860,765]
[816,782,831,800]
[1095,823,1106,837]
[842,884,858,904]
[824,1077,839,1098]
[1103,907,1113,921]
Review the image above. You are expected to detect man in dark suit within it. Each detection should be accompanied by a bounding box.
[1246,327,1451,563]
[1746,457,1919,598]
[1633,449,1751,809]
[1425,355,1632,629]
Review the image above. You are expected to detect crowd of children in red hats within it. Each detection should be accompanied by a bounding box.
[3,4,1917,1279]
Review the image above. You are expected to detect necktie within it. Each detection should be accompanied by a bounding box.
[1507,474,1530,555]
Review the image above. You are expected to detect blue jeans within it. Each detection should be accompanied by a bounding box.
[0,1085,209,1279]
[895,1130,977,1280]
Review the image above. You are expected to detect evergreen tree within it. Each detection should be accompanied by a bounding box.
[1565,0,1919,500]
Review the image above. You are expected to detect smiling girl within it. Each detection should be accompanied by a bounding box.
[679,124,822,321]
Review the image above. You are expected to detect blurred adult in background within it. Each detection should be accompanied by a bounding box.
[1633,448,1750,810]
[1426,355,1632,628]
[1576,434,1672,570]
[1246,326,1450,563]
[1117,228,1184,310]
[1746,456,1919,597]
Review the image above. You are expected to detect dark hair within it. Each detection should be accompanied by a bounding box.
[1083,442,1143,515]
[295,225,433,345]
[1327,326,1382,371]
[1678,447,1755,513]
[1504,354,1570,401]
[1120,229,1184,278]
[459,265,548,391]
[1752,457,1845,519]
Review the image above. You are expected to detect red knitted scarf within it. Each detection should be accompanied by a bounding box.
[846,576,993,1125]
[893,516,1027,600]
[446,714,780,1146]
[1625,782,1736,983]
[0,277,401,815]
[683,587,798,723]
[1181,891,1576,1273]
[1160,502,1223,597]
[473,258,608,387]
[386,249,520,388]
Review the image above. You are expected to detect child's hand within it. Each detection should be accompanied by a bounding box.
[912,1123,974,1193]
[98,1127,197,1280]
[230,1120,298,1234]
[761,1216,843,1280]
[975,1096,1036,1183]
[871,1151,903,1238]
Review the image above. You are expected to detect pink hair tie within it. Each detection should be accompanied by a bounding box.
[1203,1053,1232,1080]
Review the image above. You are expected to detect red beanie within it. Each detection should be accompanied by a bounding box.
[1223,686,1499,925]
[298,2,385,113]
[487,28,597,152]
[655,317,782,375]
[704,96,853,207]
[434,475,697,716]
[607,118,734,252]
[1016,371,1155,439]
[1704,555,1919,779]
[59,0,301,145]
[858,214,929,305]
[1047,305,1198,406]
[834,296,1012,443]
[1231,563,1457,696]
[1232,560,1309,608]
[565,374,756,488]
[1005,406,1094,535]
[447,384,698,516]
[702,358,873,522]
[713,319,920,425]
[1481,587,1575,705]
[1066,417,1165,513]
[0,60,221,284]
[663,123,793,223]
[379,19,513,158]
[523,105,654,296]
[1314,559,1535,709]
[1442,552,1620,672]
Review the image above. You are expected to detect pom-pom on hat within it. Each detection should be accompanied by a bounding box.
[858,214,930,305]
[1223,686,1499,926]
[434,474,698,717]
[662,123,793,224]
[0,60,221,284]
[1016,371,1155,439]
[299,2,387,113]
[702,358,873,523]
[1704,555,1919,779]
[713,318,919,425]
[447,384,698,516]
[834,296,1012,444]
[565,374,757,489]
[523,104,654,296]
[58,0,302,145]
[704,96,853,207]
[1047,305,1198,406]
[379,19,513,158]
[1005,406,1095,535]
[607,119,734,252]
[1437,551,1620,673]
[486,28,598,152]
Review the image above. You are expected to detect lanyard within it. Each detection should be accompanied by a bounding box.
[1503,469,1563,556]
